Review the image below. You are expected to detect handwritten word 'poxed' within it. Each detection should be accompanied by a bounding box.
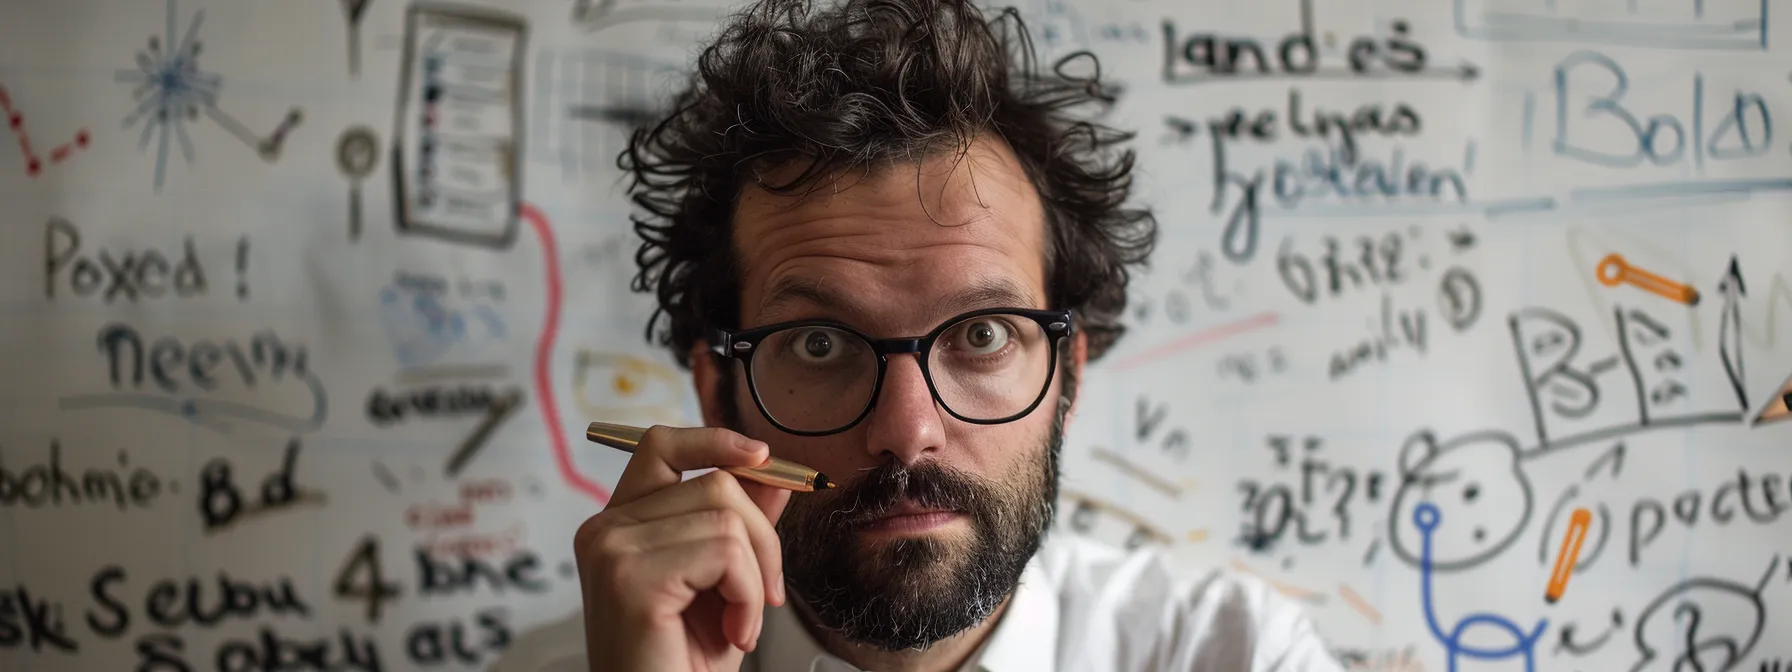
[43,217,238,303]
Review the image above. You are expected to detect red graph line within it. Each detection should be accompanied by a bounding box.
[1111,311,1281,371]
[0,84,89,177]
[522,203,615,506]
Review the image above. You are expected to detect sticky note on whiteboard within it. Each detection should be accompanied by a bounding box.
[392,3,527,249]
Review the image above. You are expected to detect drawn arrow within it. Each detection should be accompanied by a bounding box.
[1720,255,1749,412]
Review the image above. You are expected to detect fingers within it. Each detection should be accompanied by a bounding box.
[613,530,765,651]
[740,480,794,528]
[610,425,770,507]
[609,471,787,607]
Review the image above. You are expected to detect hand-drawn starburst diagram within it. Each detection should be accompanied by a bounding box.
[115,0,302,190]
[115,0,218,190]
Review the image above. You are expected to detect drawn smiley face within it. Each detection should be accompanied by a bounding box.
[1388,429,1534,572]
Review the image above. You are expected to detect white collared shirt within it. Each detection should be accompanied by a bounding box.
[491,534,1345,672]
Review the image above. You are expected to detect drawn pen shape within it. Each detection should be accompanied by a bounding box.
[1597,254,1700,306]
[1752,373,1791,427]
[1544,507,1592,603]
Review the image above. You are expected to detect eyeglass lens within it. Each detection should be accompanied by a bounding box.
[748,312,1053,433]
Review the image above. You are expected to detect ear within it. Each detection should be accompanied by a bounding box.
[690,340,726,428]
[1064,331,1089,424]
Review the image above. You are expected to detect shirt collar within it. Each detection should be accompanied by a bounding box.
[752,560,1059,672]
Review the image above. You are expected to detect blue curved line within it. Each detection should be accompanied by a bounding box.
[57,373,327,434]
[1417,501,1545,672]
[1417,503,1455,645]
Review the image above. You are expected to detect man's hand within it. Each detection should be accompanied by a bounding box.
[573,426,794,672]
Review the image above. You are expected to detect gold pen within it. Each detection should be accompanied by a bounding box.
[586,422,836,492]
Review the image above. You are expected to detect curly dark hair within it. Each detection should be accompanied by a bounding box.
[623,0,1156,371]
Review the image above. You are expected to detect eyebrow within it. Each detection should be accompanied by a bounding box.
[756,276,1040,329]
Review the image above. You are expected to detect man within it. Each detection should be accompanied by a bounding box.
[496,0,1342,669]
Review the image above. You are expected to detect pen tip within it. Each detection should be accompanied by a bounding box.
[813,473,834,490]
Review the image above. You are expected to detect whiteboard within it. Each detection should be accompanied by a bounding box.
[2,0,1789,670]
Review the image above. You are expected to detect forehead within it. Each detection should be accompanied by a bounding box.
[731,135,1049,334]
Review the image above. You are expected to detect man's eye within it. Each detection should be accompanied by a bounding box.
[954,319,1011,355]
[790,328,850,362]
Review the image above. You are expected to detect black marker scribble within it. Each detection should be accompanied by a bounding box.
[1557,609,1623,657]
[1629,555,1778,672]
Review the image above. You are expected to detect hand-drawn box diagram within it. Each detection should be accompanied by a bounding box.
[1453,0,1768,50]
[392,3,527,249]
[529,48,682,182]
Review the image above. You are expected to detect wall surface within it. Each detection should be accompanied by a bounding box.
[2,0,1790,670]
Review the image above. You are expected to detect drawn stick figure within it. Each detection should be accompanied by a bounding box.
[1415,502,1550,672]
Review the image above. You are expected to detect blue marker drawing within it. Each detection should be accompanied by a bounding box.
[115,0,301,189]
[58,375,329,435]
[379,285,507,369]
[1453,0,1767,51]
[1415,502,1550,672]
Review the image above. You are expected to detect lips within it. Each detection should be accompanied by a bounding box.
[858,499,963,533]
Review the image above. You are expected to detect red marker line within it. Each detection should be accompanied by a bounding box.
[1112,311,1280,371]
[522,203,614,506]
[0,84,89,177]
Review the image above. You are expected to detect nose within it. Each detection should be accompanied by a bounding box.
[861,353,946,465]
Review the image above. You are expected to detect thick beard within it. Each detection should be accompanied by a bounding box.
[718,359,1072,651]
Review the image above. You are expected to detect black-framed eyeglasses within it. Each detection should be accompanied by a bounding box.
[709,307,1075,436]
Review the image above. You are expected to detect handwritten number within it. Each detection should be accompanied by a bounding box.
[334,536,401,624]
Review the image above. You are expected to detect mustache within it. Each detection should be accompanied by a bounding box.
[817,461,992,525]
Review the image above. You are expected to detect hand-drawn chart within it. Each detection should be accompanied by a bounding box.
[392,3,528,249]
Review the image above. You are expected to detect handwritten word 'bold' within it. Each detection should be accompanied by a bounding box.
[0,441,164,510]
[44,218,215,303]
[99,323,311,394]
[87,566,311,635]
[1554,51,1773,169]
[0,585,76,653]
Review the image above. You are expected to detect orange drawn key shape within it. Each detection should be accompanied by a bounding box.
[1597,254,1700,306]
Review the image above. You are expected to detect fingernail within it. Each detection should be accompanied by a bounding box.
[777,572,787,604]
